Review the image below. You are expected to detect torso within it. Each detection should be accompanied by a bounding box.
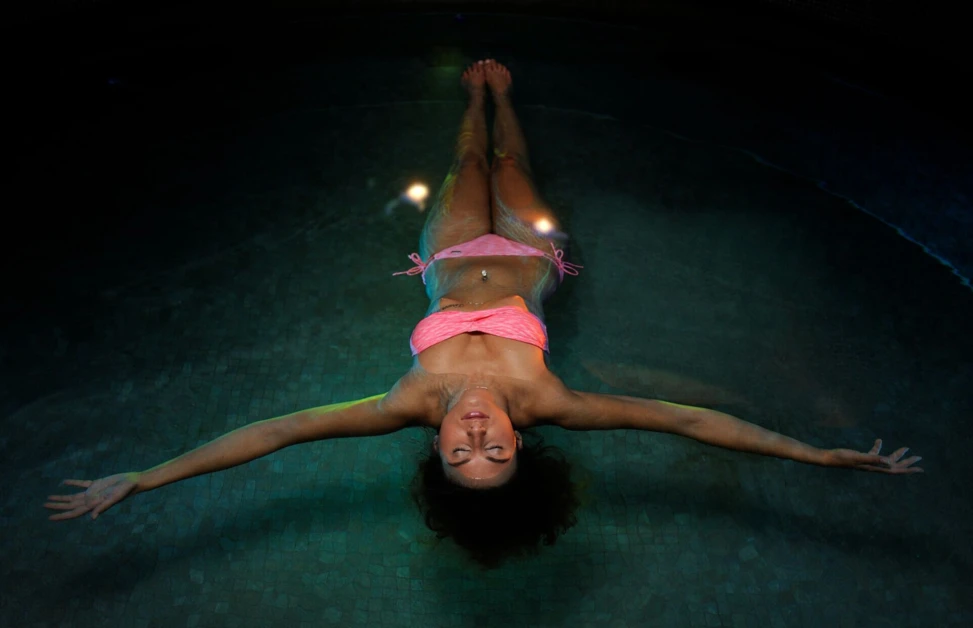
[421,255,559,318]
[397,255,566,429]
[418,295,545,375]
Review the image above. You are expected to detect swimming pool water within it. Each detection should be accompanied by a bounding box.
[4,9,972,628]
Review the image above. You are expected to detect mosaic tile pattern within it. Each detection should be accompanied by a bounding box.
[3,13,973,628]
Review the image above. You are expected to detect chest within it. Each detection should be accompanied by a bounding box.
[416,332,547,381]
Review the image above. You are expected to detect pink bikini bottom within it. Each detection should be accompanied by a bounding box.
[393,233,581,284]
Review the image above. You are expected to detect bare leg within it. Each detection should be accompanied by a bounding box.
[418,61,492,261]
[485,59,561,296]
[488,61,531,172]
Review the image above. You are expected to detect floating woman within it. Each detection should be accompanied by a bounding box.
[45,60,923,569]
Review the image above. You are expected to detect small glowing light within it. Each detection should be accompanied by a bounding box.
[406,183,429,204]
[384,181,431,216]
[534,218,554,234]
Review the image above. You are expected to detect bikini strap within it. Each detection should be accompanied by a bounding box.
[392,252,427,277]
[395,247,580,281]
[548,244,583,280]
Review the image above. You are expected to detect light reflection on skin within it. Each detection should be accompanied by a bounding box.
[432,387,523,488]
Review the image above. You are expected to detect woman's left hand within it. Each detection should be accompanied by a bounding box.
[824,438,924,473]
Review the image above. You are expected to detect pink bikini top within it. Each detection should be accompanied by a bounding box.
[410,306,548,355]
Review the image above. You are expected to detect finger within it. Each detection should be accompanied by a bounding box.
[92,498,116,517]
[44,501,82,511]
[47,493,87,502]
[870,463,925,474]
[888,466,925,474]
[897,455,922,467]
[856,463,890,473]
[885,447,906,462]
[49,507,87,521]
[868,439,882,455]
[61,479,93,488]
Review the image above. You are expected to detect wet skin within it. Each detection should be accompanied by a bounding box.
[411,59,564,486]
[432,387,525,488]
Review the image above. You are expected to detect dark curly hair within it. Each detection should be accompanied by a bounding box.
[412,431,582,569]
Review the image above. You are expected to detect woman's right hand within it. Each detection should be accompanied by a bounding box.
[44,472,141,521]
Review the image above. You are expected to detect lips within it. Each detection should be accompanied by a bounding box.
[461,411,489,420]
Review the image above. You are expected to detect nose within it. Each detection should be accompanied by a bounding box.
[466,422,486,434]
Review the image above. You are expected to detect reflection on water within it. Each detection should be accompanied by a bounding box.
[583,357,861,429]
[582,359,752,410]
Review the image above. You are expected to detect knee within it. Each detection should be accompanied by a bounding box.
[455,153,489,173]
[491,152,531,174]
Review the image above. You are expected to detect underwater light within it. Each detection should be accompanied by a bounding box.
[384,181,430,215]
[534,218,554,233]
[406,183,429,205]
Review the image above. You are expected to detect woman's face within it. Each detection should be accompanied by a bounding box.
[434,387,523,488]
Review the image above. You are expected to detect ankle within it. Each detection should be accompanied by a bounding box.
[492,92,512,108]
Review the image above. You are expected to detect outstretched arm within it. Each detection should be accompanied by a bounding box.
[46,391,415,521]
[135,392,409,495]
[549,391,923,473]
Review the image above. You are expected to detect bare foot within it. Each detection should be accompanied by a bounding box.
[461,60,486,95]
[483,59,512,98]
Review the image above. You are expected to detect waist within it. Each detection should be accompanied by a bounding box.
[425,258,551,308]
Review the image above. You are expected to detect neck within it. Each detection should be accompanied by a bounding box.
[446,378,508,413]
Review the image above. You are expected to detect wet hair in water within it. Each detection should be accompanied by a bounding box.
[412,432,581,569]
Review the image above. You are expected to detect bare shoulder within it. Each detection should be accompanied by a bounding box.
[520,371,583,428]
[280,369,445,446]
[384,367,444,428]
[530,386,693,434]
